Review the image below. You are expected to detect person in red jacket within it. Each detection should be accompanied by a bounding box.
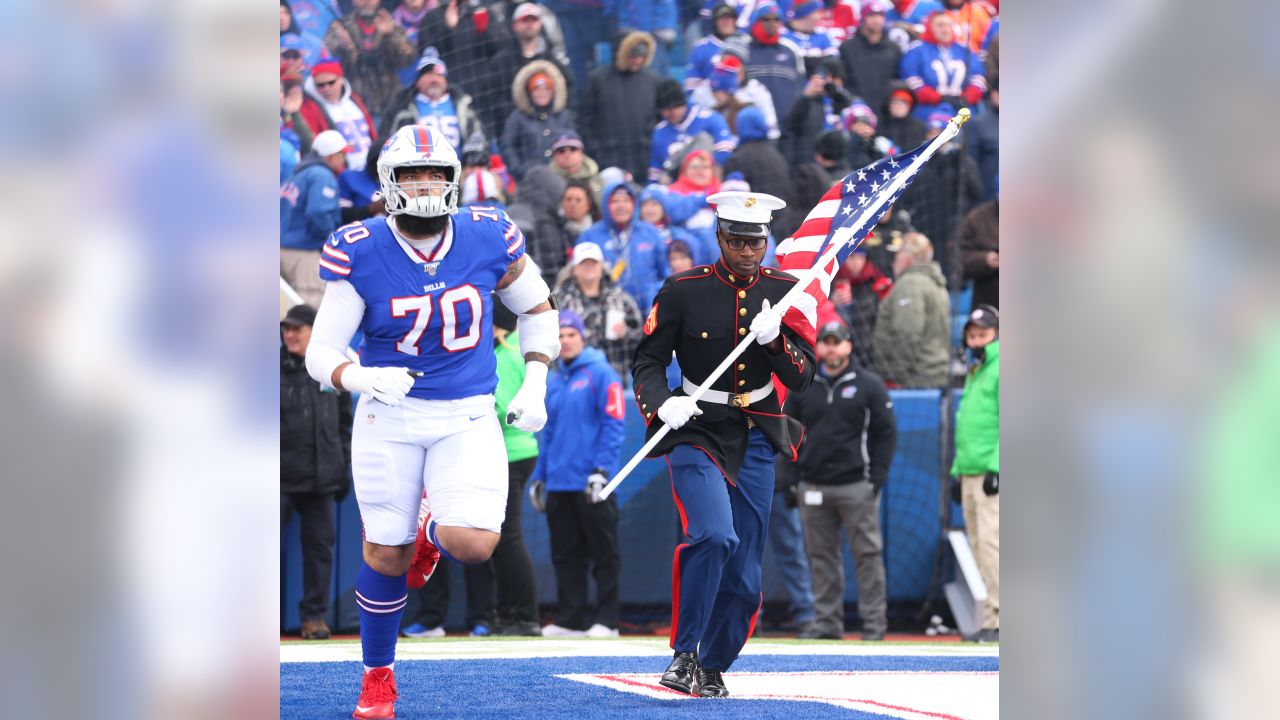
[299,60,378,172]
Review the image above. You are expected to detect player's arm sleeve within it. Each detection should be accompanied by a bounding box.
[631,277,682,425]
[305,279,366,390]
[496,209,528,265]
[763,322,816,391]
[866,379,898,489]
[593,372,627,474]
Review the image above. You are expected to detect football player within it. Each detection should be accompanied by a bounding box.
[304,125,559,720]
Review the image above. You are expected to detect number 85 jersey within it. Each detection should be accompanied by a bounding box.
[318,207,526,401]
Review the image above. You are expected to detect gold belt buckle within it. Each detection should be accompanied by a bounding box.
[730,392,752,408]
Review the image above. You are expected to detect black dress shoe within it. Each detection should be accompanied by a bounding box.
[693,665,729,698]
[659,651,698,694]
[496,621,543,637]
[860,630,885,641]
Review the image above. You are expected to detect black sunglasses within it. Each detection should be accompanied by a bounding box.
[723,236,768,251]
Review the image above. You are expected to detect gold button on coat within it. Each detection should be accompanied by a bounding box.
[739,328,747,336]
[701,331,708,338]
[739,308,748,316]
[738,290,746,298]
[738,380,746,386]
[737,363,745,370]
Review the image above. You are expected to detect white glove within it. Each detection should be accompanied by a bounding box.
[341,365,416,406]
[750,299,782,345]
[586,473,608,504]
[528,479,547,513]
[657,395,702,430]
[506,361,549,432]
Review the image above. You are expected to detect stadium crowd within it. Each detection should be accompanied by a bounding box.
[281,0,1000,640]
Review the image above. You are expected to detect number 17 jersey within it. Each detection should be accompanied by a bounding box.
[318,207,526,401]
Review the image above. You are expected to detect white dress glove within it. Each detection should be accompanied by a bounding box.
[341,365,416,406]
[750,299,782,345]
[586,473,608,504]
[506,362,549,432]
[657,395,702,430]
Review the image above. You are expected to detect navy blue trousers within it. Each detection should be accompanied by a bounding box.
[667,429,776,671]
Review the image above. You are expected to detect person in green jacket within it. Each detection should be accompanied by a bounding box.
[489,303,542,635]
[951,304,1000,641]
[871,232,952,388]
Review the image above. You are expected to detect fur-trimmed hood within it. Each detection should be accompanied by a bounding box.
[614,31,656,72]
[512,60,568,115]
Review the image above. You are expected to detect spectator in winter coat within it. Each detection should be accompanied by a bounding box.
[280,303,353,640]
[378,51,485,153]
[280,130,348,307]
[546,131,604,202]
[957,197,998,309]
[666,149,721,236]
[871,232,951,387]
[323,0,418,118]
[607,0,680,74]
[899,11,987,121]
[841,98,896,169]
[281,71,314,156]
[878,81,927,154]
[299,60,377,171]
[530,310,627,637]
[554,243,645,379]
[581,31,663,182]
[965,77,998,202]
[575,181,669,310]
[666,238,696,274]
[650,79,737,183]
[838,0,902,116]
[744,2,806,121]
[723,106,791,204]
[863,203,916,277]
[417,0,515,137]
[501,61,576,182]
[685,2,745,96]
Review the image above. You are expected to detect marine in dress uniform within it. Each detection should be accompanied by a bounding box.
[631,191,816,697]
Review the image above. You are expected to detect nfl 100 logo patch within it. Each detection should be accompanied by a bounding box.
[841,386,858,399]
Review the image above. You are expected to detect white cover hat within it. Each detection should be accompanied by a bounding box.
[707,191,785,237]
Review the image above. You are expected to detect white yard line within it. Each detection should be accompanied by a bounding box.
[281,637,999,663]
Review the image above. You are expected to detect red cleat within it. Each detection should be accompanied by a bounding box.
[406,512,441,590]
[353,666,397,719]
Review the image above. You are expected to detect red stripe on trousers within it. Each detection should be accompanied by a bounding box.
[670,543,688,649]
[745,592,763,639]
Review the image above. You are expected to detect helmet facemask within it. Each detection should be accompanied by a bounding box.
[379,163,459,217]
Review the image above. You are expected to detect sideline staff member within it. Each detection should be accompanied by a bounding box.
[632,190,816,697]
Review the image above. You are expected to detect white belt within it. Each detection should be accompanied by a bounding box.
[683,378,774,408]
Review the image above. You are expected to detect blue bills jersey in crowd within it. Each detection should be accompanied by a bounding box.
[685,36,731,91]
[783,29,838,58]
[900,40,987,120]
[317,208,526,400]
[649,105,737,181]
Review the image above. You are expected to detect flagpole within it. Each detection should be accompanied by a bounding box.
[599,109,971,500]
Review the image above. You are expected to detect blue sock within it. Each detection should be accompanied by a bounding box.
[356,562,407,668]
[427,517,465,565]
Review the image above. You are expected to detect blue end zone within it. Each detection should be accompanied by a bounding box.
[282,654,998,719]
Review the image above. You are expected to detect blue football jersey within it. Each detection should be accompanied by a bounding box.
[649,106,737,181]
[318,208,526,400]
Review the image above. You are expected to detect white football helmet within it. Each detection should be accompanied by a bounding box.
[377,126,461,217]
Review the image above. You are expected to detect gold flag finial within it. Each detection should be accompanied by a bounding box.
[951,107,972,128]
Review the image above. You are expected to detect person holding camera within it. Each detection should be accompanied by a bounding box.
[951,305,1000,642]
[784,321,897,640]
[530,310,627,638]
[781,57,853,167]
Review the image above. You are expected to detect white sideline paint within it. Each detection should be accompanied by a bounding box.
[562,669,999,720]
[280,637,999,663]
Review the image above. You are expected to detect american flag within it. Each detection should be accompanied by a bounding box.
[774,139,934,347]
